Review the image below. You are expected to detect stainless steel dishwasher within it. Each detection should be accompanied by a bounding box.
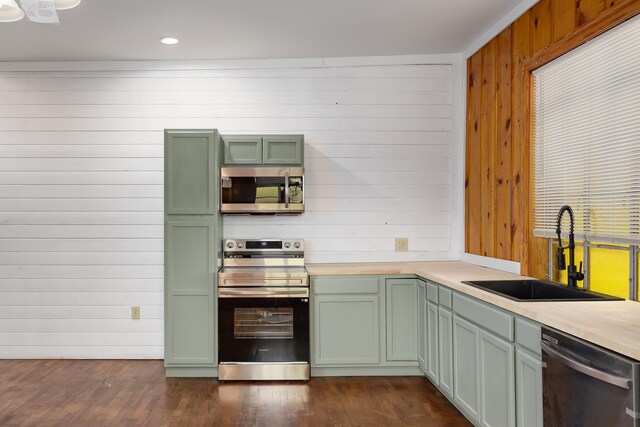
[542,327,640,426]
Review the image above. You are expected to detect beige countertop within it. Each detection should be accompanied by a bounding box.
[306,261,640,360]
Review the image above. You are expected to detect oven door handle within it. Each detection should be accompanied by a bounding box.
[541,341,631,389]
[218,287,309,298]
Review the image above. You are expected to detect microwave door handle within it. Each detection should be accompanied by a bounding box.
[284,171,290,208]
[541,341,631,389]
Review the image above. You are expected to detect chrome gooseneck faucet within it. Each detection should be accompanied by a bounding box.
[555,205,584,288]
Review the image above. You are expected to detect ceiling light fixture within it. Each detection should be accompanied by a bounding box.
[54,0,81,10]
[0,0,25,22]
[0,0,80,23]
[160,37,179,45]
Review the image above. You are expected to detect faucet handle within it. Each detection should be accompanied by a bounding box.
[556,247,566,270]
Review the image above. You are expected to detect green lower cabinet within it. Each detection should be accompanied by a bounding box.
[311,275,424,375]
[313,294,380,365]
[426,301,440,383]
[516,348,543,427]
[386,279,418,361]
[479,330,516,427]
[165,218,217,368]
[438,307,454,399]
[417,281,426,371]
[453,315,481,423]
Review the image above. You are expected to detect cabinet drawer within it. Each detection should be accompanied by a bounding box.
[311,276,380,294]
[453,293,514,341]
[516,317,541,356]
[438,287,453,309]
[426,282,439,303]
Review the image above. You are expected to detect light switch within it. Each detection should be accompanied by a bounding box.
[131,306,141,320]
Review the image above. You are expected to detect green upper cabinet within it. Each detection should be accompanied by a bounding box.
[263,135,304,165]
[222,135,263,165]
[165,130,218,215]
[221,134,304,166]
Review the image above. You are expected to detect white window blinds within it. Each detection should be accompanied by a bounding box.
[533,14,640,244]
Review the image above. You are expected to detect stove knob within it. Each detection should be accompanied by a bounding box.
[284,242,291,249]
[294,242,301,249]
[227,241,235,249]
[237,242,244,249]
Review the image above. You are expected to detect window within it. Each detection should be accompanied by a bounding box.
[551,241,630,299]
[533,15,640,300]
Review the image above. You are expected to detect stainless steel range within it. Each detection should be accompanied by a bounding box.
[218,239,309,381]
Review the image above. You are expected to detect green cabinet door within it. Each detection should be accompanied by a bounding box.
[165,218,216,366]
[263,135,304,165]
[438,307,454,399]
[385,279,418,361]
[417,281,426,371]
[165,130,218,215]
[453,315,481,423]
[313,294,380,365]
[426,301,440,383]
[480,330,516,427]
[222,135,263,164]
[516,349,543,427]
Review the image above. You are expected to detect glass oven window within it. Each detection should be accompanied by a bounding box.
[233,307,294,339]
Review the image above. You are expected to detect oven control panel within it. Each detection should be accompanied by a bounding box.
[223,239,304,252]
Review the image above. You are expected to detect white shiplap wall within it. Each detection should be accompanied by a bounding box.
[0,58,456,358]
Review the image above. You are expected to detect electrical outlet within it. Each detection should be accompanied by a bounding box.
[395,237,409,252]
[131,306,141,320]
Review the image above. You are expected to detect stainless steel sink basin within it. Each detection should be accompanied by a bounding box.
[461,280,623,302]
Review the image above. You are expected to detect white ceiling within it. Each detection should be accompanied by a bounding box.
[0,0,525,62]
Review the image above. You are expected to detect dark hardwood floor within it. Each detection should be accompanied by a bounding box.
[0,360,471,426]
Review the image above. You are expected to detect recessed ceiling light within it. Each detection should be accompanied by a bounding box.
[160,37,179,45]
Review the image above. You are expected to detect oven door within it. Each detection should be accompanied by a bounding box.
[218,288,310,363]
[220,167,304,214]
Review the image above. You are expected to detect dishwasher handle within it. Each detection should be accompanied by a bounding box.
[541,341,632,389]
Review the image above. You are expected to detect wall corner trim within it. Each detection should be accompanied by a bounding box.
[463,0,540,59]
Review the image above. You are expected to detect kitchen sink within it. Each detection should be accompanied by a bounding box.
[461,280,623,302]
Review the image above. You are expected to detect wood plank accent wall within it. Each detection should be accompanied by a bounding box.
[465,0,639,277]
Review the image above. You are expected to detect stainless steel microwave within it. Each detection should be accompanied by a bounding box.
[220,167,304,214]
